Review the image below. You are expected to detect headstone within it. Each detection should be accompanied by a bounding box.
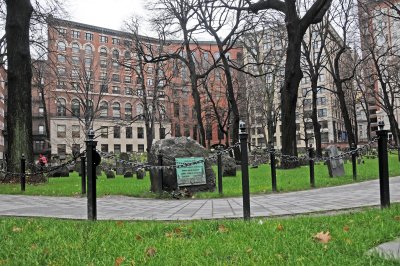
[222,154,236,177]
[136,168,145,179]
[148,137,215,193]
[105,170,115,179]
[116,167,124,175]
[357,158,362,164]
[325,146,345,177]
[48,166,70,177]
[124,171,133,178]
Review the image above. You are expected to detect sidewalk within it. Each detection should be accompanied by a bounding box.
[0,177,399,221]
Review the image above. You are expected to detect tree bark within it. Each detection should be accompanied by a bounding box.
[311,79,322,157]
[5,0,34,176]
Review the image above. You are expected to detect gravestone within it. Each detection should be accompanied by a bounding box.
[149,137,215,193]
[105,170,115,179]
[326,145,345,177]
[136,168,145,179]
[222,154,236,176]
[124,171,133,178]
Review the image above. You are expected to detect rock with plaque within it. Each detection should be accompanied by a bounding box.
[326,145,345,177]
[149,137,216,193]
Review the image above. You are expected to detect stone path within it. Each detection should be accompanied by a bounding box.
[0,176,400,221]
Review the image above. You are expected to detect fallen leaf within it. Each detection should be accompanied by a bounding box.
[313,231,332,243]
[114,257,125,266]
[165,232,173,238]
[146,247,157,257]
[258,220,264,225]
[246,248,253,254]
[344,238,352,244]
[31,244,37,250]
[394,216,400,221]
[174,227,182,235]
[135,235,143,241]
[218,224,229,233]
[276,224,284,231]
[343,225,350,232]
[12,226,22,233]
[116,221,124,227]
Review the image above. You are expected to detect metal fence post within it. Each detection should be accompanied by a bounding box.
[351,143,357,181]
[269,144,277,192]
[157,153,163,194]
[217,152,223,194]
[239,121,250,220]
[309,145,315,188]
[20,154,26,192]
[377,121,390,208]
[81,155,86,195]
[86,129,98,220]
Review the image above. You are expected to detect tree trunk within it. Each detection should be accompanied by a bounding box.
[334,80,355,146]
[280,21,304,168]
[311,80,322,157]
[5,0,34,177]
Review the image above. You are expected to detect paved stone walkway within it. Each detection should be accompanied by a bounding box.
[0,177,400,221]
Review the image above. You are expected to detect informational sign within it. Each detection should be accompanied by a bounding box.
[176,157,206,186]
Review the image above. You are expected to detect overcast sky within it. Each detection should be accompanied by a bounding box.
[66,0,146,31]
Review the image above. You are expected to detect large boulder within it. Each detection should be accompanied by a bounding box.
[221,154,236,177]
[149,137,216,193]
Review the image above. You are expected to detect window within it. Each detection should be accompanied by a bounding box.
[100,59,107,68]
[72,30,80,39]
[174,103,180,117]
[101,144,108,152]
[38,125,45,135]
[124,40,132,47]
[112,74,120,82]
[85,57,92,67]
[175,124,181,137]
[124,51,131,59]
[137,89,143,97]
[317,97,326,105]
[112,38,120,45]
[114,144,121,154]
[57,67,66,77]
[57,144,66,155]
[114,126,121,138]
[126,144,133,153]
[72,125,80,138]
[112,102,121,118]
[72,43,80,53]
[318,108,327,117]
[112,49,119,59]
[57,125,66,138]
[38,104,44,116]
[112,86,120,94]
[71,69,79,79]
[57,99,66,116]
[125,103,132,120]
[124,76,131,83]
[159,128,166,139]
[100,35,108,43]
[71,99,80,117]
[57,54,66,63]
[126,127,132,138]
[97,84,107,94]
[85,32,93,41]
[85,45,93,55]
[100,72,107,80]
[100,47,107,57]
[72,56,79,65]
[318,73,325,82]
[100,101,108,117]
[138,144,145,153]
[34,141,45,151]
[147,78,153,86]
[125,87,133,95]
[57,41,66,51]
[101,126,108,138]
[137,127,144,139]
[136,104,143,119]
[113,60,120,69]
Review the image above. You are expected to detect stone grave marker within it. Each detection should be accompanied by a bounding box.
[326,145,345,177]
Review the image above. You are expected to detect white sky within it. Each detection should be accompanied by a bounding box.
[66,0,147,31]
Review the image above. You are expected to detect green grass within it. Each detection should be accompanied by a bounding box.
[1,205,400,265]
[0,154,399,198]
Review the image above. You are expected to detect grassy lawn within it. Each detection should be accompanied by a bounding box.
[1,205,400,265]
[0,154,399,198]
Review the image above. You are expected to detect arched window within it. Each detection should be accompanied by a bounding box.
[85,44,93,55]
[72,43,80,53]
[57,41,66,51]
[100,101,108,117]
[87,100,93,116]
[112,49,119,59]
[100,47,107,57]
[112,102,121,118]
[125,103,132,120]
[71,99,80,117]
[136,103,143,120]
[124,51,131,59]
[159,105,166,120]
[56,98,66,116]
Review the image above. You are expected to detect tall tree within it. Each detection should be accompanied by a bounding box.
[241,0,332,167]
[5,0,34,175]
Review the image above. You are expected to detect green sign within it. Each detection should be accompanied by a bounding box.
[176,157,206,186]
